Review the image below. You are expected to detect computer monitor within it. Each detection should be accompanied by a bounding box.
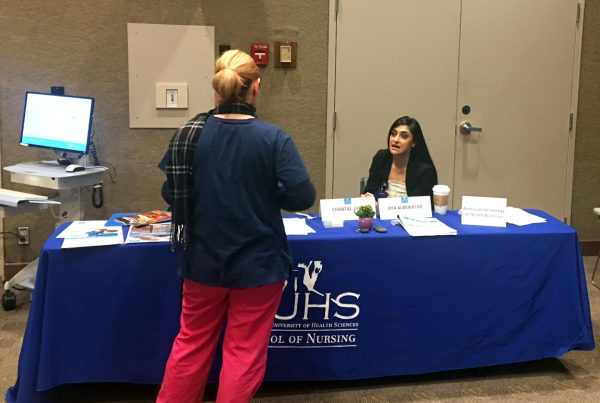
[20,92,95,163]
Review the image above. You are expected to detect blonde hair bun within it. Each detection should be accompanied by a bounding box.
[213,50,259,104]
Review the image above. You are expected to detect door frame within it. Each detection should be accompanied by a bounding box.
[325,0,337,198]
[565,1,585,223]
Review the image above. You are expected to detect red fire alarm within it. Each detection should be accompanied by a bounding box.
[251,43,269,67]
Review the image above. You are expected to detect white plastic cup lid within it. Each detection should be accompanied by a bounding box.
[432,184,451,195]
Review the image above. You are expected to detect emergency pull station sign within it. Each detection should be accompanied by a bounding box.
[251,43,269,67]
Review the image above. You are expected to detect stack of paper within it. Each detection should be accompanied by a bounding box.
[283,218,316,235]
[396,215,457,237]
[506,207,547,226]
[58,221,124,249]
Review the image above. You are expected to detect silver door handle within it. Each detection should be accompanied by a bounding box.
[459,121,482,135]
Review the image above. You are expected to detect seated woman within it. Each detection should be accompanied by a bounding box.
[362,116,437,199]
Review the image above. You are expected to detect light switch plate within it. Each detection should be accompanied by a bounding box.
[156,83,188,108]
[274,41,297,68]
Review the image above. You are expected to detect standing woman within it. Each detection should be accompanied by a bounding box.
[157,50,315,403]
[362,116,437,199]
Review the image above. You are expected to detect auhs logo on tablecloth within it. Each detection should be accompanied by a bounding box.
[276,260,360,321]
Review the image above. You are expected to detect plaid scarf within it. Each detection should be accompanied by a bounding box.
[165,103,256,250]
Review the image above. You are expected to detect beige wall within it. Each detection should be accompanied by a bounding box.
[0,0,598,264]
[0,0,328,263]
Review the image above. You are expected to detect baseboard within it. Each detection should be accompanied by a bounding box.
[581,241,600,257]
[3,262,29,282]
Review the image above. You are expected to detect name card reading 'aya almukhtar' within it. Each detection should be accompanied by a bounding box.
[378,196,432,220]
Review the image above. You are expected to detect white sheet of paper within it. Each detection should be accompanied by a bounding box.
[506,207,547,226]
[283,217,316,235]
[62,235,123,249]
[60,224,124,249]
[396,215,457,237]
[57,221,117,238]
[378,196,432,220]
[294,212,317,220]
[28,200,61,204]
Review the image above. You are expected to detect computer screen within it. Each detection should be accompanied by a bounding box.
[20,92,94,155]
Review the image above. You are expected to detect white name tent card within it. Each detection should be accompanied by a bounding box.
[461,196,507,227]
[378,196,432,220]
[320,197,376,222]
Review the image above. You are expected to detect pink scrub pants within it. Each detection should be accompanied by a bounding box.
[156,279,284,403]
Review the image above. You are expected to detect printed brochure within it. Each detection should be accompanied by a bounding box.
[114,210,171,227]
[394,215,457,237]
[125,223,171,244]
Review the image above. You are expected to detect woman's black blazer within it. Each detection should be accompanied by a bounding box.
[363,149,437,198]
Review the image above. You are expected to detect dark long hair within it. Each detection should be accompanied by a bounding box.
[386,116,435,167]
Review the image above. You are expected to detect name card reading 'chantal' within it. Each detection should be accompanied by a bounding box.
[461,196,507,227]
[378,196,432,220]
[320,197,377,222]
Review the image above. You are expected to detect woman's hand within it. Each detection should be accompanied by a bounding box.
[361,192,374,198]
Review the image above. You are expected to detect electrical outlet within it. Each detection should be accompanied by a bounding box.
[17,227,30,245]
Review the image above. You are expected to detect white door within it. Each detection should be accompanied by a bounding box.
[331,0,461,198]
[329,0,582,221]
[453,0,582,221]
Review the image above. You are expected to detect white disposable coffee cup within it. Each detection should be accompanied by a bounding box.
[432,185,451,215]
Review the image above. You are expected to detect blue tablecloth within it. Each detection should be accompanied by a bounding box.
[7,210,594,402]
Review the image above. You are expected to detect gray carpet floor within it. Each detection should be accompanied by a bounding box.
[2,256,599,402]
